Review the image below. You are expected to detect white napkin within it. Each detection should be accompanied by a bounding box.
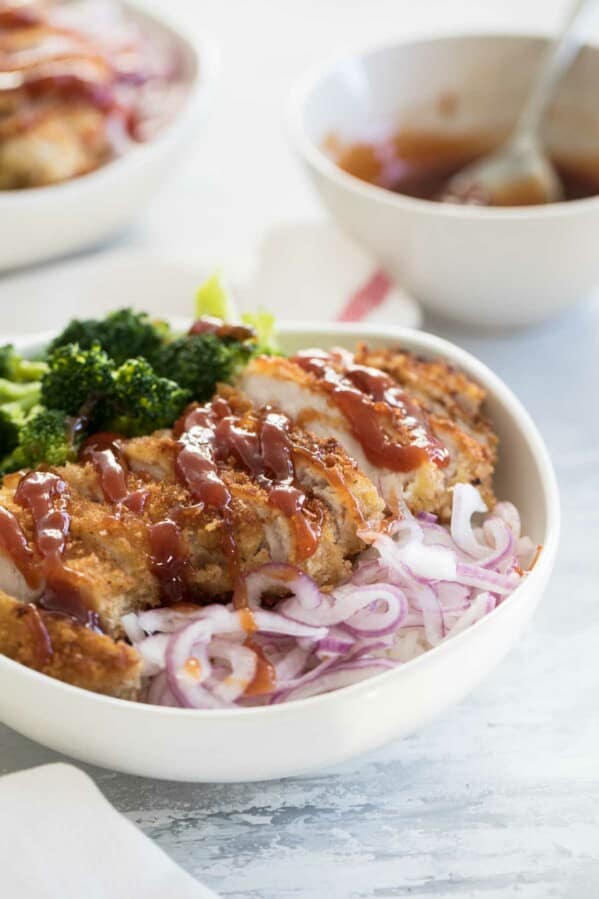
[0,763,218,899]
[236,221,421,326]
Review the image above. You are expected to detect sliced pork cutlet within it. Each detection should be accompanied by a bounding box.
[239,349,483,521]
[0,392,384,655]
[0,468,158,639]
[122,389,385,596]
[0,589,141,700]
[353,344,497,516]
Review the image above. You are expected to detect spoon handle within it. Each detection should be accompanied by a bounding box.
[512,0,591,147]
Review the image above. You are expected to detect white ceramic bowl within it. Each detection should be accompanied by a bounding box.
[0,2,218,272]
[0,322,559,781]
[287,34,599,328]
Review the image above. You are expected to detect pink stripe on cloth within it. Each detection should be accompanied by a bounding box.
[336,269,392,322]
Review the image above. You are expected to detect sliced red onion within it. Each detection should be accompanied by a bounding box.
[350,560,384,586]
[240,564,323,610]
[446,592,493,637]
[493,501,521,539]
[146,670,179,707]
[388,518,424,545]
[272,658,396,704]
[408,582,444,646]
[281,582,403,630]
[250,608,327,639]
[456,562,520,595]
[137,606,204,635]
[450,483,489,558]
[274,645,312,683]
[121,612,146,644]
[209,639,257,703]
[478,517,515,570]
[436,581,470,610]
[396,540,457,581]
[344,586,408,636]
[135,632,170,676]
[315,625,359,655]
[165,619,215,708]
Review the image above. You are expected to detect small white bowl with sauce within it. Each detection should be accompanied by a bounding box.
[0,321,559,782]
[287,33,599,328]
[0,2,219,271]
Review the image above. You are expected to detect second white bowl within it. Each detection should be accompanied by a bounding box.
[288,34,599,328]
[0,2,219,272]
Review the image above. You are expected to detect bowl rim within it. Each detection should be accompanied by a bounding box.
[0,0,220,206]
[0,320,561,719]
[286,29,599,221]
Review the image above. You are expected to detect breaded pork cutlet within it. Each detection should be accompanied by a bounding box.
[118,388,384,594]
[240,348,497,521]
[353,344,497,514]
[0,391,384,679]
[0,590,141,699]
[0,471,158,639]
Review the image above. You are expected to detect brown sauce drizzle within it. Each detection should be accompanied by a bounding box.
[244,637,276,696]
[239,608,257,633]
[11,470,100,634]
[175,400,323,602]
[292,350,448,471]
[148,519,192,605]
[80,432,128,504]
[80,432,149,512]
[37,576,101,631]
[15,469,70,561]
[188,316,255,342]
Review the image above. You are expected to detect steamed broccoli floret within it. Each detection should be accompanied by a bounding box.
[48,308,171,367]
[41,342,114,417]
[107,358,191,437]
[154,333,252,401]
[1,408,78,472]
[0,344,48,383]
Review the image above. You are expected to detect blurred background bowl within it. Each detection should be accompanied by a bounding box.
[288,33,599,329]
[0,1,219,272]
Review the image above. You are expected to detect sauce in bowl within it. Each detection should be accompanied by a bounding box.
[326,129,599,206]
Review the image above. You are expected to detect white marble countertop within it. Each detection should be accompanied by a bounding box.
[1,1,599,896]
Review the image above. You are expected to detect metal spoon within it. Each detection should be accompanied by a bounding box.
[443,0,590,206]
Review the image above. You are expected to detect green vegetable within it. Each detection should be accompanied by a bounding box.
[41,342,114,417]
[48,308,171,367]
[0,290,278,476]
[194,273,239,322]
[0,377,41,408]
[154,333,252,401]
[0,401,29,456]
[1,408,78,472]
[107,358,191,437]
[0,344,48,382]
[241,309,278,354]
